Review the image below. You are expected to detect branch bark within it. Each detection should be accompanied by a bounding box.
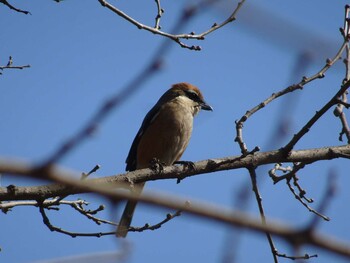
[0,144,349,201]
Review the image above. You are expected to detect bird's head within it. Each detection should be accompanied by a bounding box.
[163,82,213,115]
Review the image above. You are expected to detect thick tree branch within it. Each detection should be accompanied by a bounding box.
[2,165,350,259]
[0,144,349,201]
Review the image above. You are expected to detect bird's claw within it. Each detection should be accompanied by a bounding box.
[149,158,165,174]
[174,160,196,184]
[174,160,196,171]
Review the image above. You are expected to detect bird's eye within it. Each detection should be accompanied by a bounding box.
[185,90,200,102]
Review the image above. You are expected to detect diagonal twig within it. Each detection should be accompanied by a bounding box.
[282,80,350,154]
[286,175,330,221]
[129,209,182,233]
[235,25,349,155]
[0,0,31,14]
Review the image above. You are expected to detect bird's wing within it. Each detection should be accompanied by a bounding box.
[125,103,161,171]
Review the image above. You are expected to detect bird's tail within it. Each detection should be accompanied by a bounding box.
[116,182,145,238]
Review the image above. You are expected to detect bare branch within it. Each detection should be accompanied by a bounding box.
[154,0,163,30]
[0,64,31,70]
[0,0,31,14]
[69,202,110,226]
[129,209,182,233]
[235,27,349,154]
[248,167,278,262]
[337,108,350,143]
[38,204,115,237]
[0,198,87,214]
[1,144,349,201]
[280,7,350,154]
[268,162,330,220]
[282,80,350,153]
[269,162,306,184]
[7,169,350,259]
[98,0,246,50]
[334,5,350,143]
[286,175,329,221]
[0,149,349,257]
[0,56,30,75]
[276,253,317,260]
[2,193,181,236]
[187,0,246,40]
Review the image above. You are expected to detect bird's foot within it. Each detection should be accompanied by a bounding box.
[149,158,165,174]
[174,160,196,184]
[174,160,196,171]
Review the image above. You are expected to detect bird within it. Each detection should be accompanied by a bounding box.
[116,82,212,237]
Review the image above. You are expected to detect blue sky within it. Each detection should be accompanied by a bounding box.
[1,1,349,263]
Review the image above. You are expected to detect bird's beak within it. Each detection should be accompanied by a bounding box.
[200,101,213,111]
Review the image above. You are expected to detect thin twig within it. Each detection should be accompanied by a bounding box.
[38,199,182,236]
[129,209,182,233]
[307,170,337,230]
[154,0,163,30]
[268,162,306,184]
[276,253,317,260]
[337,109,350,142]
[282,80,350,153]
[194,0,245,39]
[0,65,30,70]
[248,167,278,263]
[39,204,115,237]
[235,28,349,155]
[0,198,87,213]
[69,202,111,226]
[334,5,350,143]
[292,175,313,203]
[81,164,100,180]
[281,6,350,154]
[98,0,246,50]
[286,175,330,221]
[0,0,31,14]
[56,165,101,203]
[0,56,30,75]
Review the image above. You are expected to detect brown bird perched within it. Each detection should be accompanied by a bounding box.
[116,82,212,237]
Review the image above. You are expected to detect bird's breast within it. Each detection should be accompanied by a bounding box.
[136,102,194,168]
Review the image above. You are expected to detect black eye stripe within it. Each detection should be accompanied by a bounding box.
[185,90,200,101]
